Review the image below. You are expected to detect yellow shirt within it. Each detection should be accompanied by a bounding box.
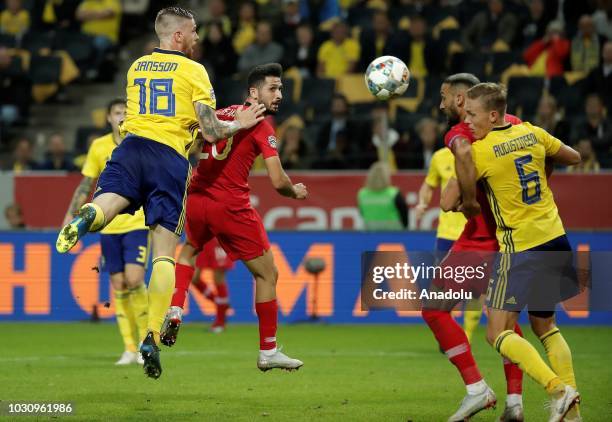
[121,48,216,158]
[232,22,255,54]
[408,41,427,78]
[317,38,360,78]
[424,147,466,241]
[82,133,146,234]
[0,10,30,35]
[472,122,565,252]
[77,0,121,43]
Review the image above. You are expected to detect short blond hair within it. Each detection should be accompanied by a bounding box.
[154,6,194,40]
[466,82,507,116]
[365,161,392,191]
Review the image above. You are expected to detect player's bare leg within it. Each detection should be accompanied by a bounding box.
[160,241,198,346]
[244,250,303,372]
[422,289,496,422]
[487,310,579,422]
[140,225,179,379]
[56,193,129,253]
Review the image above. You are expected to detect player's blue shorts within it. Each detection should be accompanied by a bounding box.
[486,235,578,312]
[94,135,191,234]
[434,237,454,263]
[100,229,149,274]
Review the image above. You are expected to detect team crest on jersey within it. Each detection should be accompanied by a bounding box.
[268,135,277,149]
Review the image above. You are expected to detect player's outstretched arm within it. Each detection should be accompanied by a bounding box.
[264,156,308,199]
[415,181,433,220]
[440,177,461,212]
[453,138,480,218]
[195,102,266,143]
[62,177,95,226]
[550,144,581,166]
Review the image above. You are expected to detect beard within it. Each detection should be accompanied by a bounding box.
[445,105,461,126]
[264,101,279,115]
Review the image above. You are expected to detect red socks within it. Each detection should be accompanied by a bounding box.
[171,263,194,308]
[213,283,229,326]
[422,309,483,385]
[255,299,278,350]
[504,323,524,394]
[193,279,216,302]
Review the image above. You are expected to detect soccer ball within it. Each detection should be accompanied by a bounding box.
[365,56,410,101]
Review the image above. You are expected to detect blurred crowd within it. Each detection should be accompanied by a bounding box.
[1,0,611,171]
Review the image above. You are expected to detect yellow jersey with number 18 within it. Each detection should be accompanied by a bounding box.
[81,133,146,234]
[121,48,216,158]
[472,122,565,253]
[424,147,467,241]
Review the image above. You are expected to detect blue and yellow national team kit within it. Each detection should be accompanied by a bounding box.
[95,48,216,235]
[82,133,149,273]
[471,122,575,311]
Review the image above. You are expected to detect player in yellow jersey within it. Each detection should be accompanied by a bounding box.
[56,6,265,379]
[62,99,149,366]
[456,82,582,422]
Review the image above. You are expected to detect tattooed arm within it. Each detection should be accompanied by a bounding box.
[195,102,266,144]
[62,177,95,226]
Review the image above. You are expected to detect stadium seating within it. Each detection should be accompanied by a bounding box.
[301,78,336,120]
[507,77,545,118]
[22,31,55,55]
[29,55,62,84]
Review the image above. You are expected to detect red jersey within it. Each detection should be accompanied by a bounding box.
[444,114,522,249]
[190,105,279,206]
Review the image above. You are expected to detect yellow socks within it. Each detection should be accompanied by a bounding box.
[463,299,483,343]
[540,327,576,388]
[114,289,138,353]
[147,256,176,341]
[129,284,149,343]
[495,330,561,392]
[84,203,106,232]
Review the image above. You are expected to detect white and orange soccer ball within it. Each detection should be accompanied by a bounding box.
[365,56,410,100]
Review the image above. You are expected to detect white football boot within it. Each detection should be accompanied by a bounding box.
[257,348,303,372]
[548,385,580,422]
[448,386,497,422]
[115,351,138,365]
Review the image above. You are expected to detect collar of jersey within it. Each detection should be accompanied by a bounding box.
[153,47,186,57]
[491,123,512,132]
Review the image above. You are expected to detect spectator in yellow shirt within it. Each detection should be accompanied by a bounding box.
[317,20,360,78]
[0,0,30,37]
[76,0,121,79]
[77,0,121,43]
[232,2,257,55]
[8,137,40,173]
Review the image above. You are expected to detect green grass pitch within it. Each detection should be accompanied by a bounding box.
[1,323,611,421]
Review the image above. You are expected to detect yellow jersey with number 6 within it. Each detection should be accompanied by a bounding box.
[471,122,565,253]
[82,133,146,234]
[121,48,216,157]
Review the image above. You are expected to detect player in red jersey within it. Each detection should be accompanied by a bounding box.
[191,238,234,333]
[160,63,307,371]
[421,73,525,422]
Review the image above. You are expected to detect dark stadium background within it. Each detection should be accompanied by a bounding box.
[0,1,611,419]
